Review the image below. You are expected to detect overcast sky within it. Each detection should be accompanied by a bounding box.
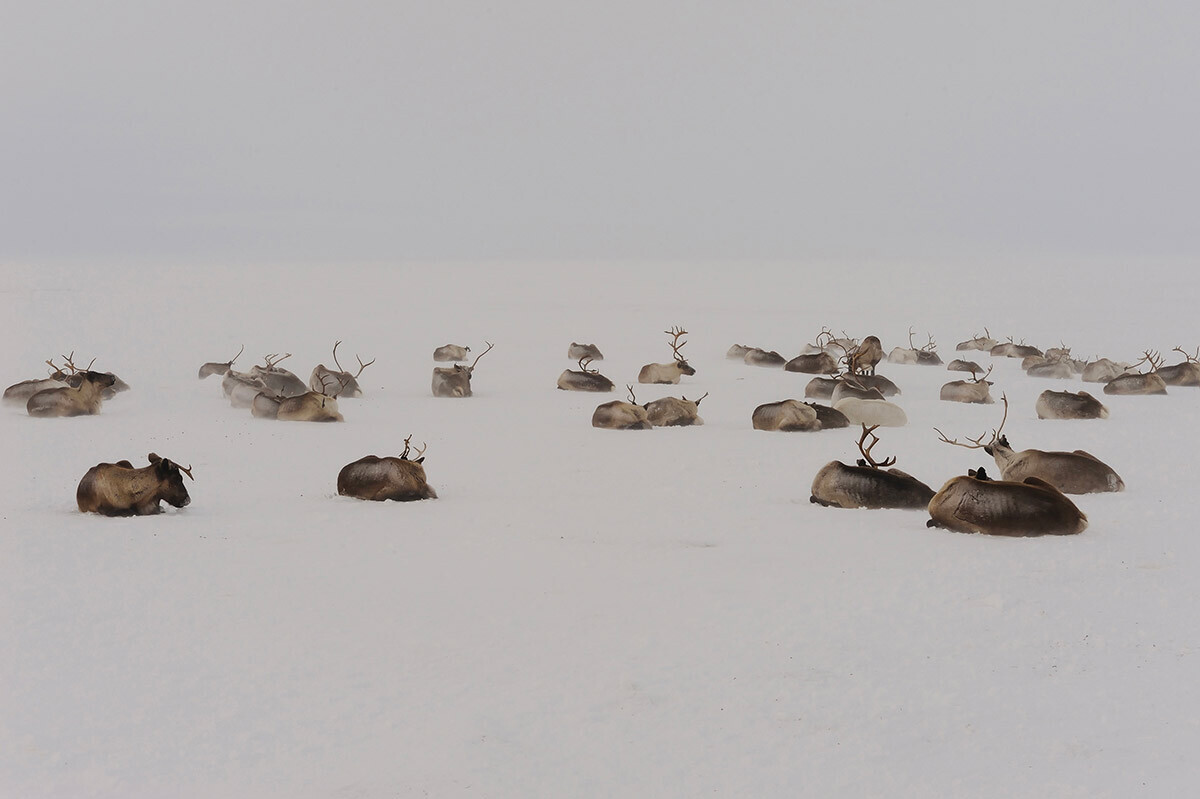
[3,1,1198,263]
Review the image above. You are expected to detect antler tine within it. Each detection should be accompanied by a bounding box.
[626,383,637,403]
[907,327,916,349]
[61,351,79,374]
[693,391,709,405]
[972,364,994,384]
[470,341,495,369]
[412,441,427,459]
[230,343,244,365]
[1173,346,1200,364]
[355,353,376,376]
[45,358,60,376]
[579,355,596,374]
[332,340,344,373]
[934,428,991,449]
[179,464,195,481]
[992,393,1009,440]
[924,332,936,353]
[665,326,688,360]
[856,424,897,468]
[400,434,412,460]
[85,357,97,371]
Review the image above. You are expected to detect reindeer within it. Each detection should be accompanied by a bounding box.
[1036,390,1109,420]
[27,362,116,417]
[830,377,888,404]
[784,351,840,374]
[337,436,438,501]
[947,358,983,373]
[832,396,907,427]
[639,326,696,384]
[77,454,194,516]
[568,342,604,361]
[956,329,998,352]
[940,364,995,404]
[743,347,787,367]
[1103,351,1168,395]
[275,373,347,422]
[223,370,272,408]
[557,355,616,392]
[752,399,821,431]
[887,328,942,365]
[5,358,74,404]
[198,344,244,379]
[433,344,471,362]
[310,341,375,398]
[990,338,1042,359]
[848,336,884,375]
[1081,357,1134,383]
[250,353,309,398]
[432,342,494,397]
[926,466,1087,536]
[810,424,935,509]
[935,395,1124,493]
[1025,346,1074,379]
[726,344,752,360]
[644,392,708,427]
[1156,347,1200,387]
[591,385,654,430]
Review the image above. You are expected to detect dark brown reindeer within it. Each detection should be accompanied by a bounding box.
[591,385,653,430]
[432,342,494,397]
[1156,347,1200,387]
[1036,390,1108,420]
[947,358,983,373]
[787,327,843,373]
[77,453,194,516]
[338,436,438,501]
[926,466,1087,536]
[310,341,375,398]
[810,424,935,509]
[940,364,995,404]
[1103,350,1168,395]
[198,344,244,379]
[558,355,616,392]
[639,326,696,384]
[935,395,1124,494]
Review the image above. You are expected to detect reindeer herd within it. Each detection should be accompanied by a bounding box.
[4,325,1197,532]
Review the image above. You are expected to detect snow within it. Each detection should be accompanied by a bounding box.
[2,261,1199,797]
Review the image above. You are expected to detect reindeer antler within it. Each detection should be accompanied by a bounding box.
[969,364,994,384]
[579,356,598,374]
[262,352,293,369]
[332,340,376,376]
[469,341,495,370]
[1173,346,1200,364]
[228,344,244,366]
[1135,350,1164,373]
[400,434,427,461]
[856,424,897,469]
[626,384,637,404]
[934,393,1009,449]
[684,391,709,406]
[665,326,688,362]
[179,464,195,481]
[60,351,80,374]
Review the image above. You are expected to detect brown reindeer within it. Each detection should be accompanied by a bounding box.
[433,344,471,362]
[1081,357,1134,383]
[27,363,116,417]
[990,338,1043,359]
[955,329,998,352]
[591,385,654,430]
[639,326,696,384]
[77,453,194,516]
[432,342,494,397]
[1036,390,1108,420]
[644,392,708,427]
[275,372,347,422]
[1103,351,1168,395]
[310,341,375,398]
[927,466,1087,536]
[5,358,75,404]
[752,399,821,431]
[743,347,787,367]
[568,342,604,361]
[887,328,942,365]
[198,344,244,379]
[558,355,616,392]
[1156,347,1200,387]
[936,395,1124,494]
[249,353,309,398]
[810,424,935,509]
[338,436,437,501]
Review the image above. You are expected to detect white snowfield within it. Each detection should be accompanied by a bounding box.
[3,262,1199,798]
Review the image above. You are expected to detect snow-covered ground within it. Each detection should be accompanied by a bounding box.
[3,261,1199,797]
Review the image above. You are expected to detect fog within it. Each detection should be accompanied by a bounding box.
[3,1,1199,263]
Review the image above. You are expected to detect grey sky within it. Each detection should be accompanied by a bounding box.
[3,1,1198,263]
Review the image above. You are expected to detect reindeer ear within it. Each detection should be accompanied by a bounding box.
[415,457,425,463]
[147,453,161,464]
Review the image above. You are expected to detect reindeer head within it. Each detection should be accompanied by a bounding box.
[665,326,695,375]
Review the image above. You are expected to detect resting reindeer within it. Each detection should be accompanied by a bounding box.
[1081,357,1134,383]
[432,342,494,397]
[990,338,1042,359]
[433,344,471,362]
[592,385,653,430]
[927,466,1087,536]
[5,358,75,404]
[935,395,1124,494]
[810,424,935,509]
[1156,347,1200,387]
[27,367,116,417]
[251,353,309,398]
[1036,390,1108,420]
[887,328,942,365]
[956,329,998,352]
[752,399,821,431]
[786,327,843,373]
[940,365,995,404]
[568,342,604,361]
[338,436,437,501]
[557,356,616,392]
[198,344,244,379]
[644,392,707,427]
[1103,351,1168,395]
[639,326,696,384]
[260,372,348,422]
[77,453,194,516]
[743,347,787,367]
[310,341,375,398]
